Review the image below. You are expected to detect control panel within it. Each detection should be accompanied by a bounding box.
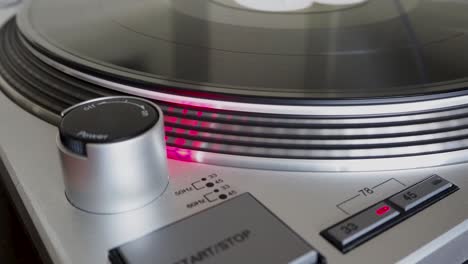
[3,92,468,264]
[321,175,459,253]
[105,173,459,263]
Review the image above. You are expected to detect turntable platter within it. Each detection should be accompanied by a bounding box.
[17,0,468,100]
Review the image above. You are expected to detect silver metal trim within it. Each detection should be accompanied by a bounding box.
[167,136,468,158]
[165,116,468,137]
[160,105,468,126]
[185,147,468,172]
[166,126,468,147]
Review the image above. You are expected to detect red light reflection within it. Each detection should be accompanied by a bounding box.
[166,116,178,123]
[174,138,186,145]
[167,146,193,161]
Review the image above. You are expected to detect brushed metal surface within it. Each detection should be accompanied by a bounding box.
[2,80,468,264]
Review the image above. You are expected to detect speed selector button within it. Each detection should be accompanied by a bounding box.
[57,96,169,214]
[389,175,453,212]
[322,202,399,252]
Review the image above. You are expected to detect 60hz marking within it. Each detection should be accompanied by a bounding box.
[174,187,194,196]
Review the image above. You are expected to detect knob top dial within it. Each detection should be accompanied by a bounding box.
[59,97,159,155]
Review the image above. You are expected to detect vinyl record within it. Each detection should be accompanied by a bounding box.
[17,0,468,100]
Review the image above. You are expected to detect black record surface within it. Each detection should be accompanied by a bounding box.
[17,0,468,100]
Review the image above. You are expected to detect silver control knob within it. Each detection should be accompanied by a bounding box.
[57,96,168,214]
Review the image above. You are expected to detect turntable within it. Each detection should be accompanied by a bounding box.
[1,0,468,263]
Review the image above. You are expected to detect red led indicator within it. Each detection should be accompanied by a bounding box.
[376,205,391,216]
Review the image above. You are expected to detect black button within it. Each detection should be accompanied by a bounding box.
[323,202,399,250]
[389,175,453,212]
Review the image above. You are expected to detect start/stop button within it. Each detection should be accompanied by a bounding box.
[109,193,323,264]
